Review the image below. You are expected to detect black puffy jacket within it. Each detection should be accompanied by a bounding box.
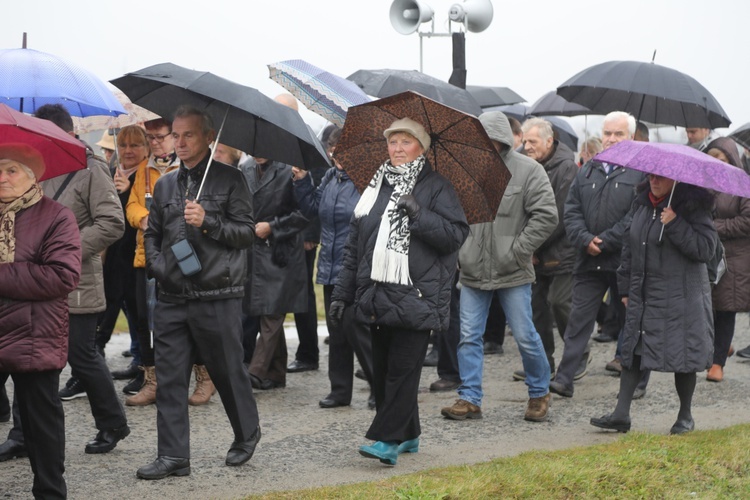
[332,162,469,332]
[145,155,255,303]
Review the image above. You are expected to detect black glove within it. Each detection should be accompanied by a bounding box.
[328,300,346,328]
[396,194,421,220]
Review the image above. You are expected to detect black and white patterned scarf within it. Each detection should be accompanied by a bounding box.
[354,155,425,285]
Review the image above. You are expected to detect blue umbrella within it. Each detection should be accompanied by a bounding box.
[268,59,371,127]
[0,48,125,117]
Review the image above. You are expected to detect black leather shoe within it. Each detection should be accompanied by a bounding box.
[226,426,261,466]
[590,413,631,433]
[319,397,349,408]
[287,360,319,373]
[429,378,461,392]
[483,341,504,355]
[549,380,574,397]
[112,362,140,380]
[670,417,695,435]
[249,373,263,390]
[0,439,28,462]
[85,425,130,454]
[260,378,285,390]
[355,368,367,381]
[593,332,618,343]
[137,456,190,479]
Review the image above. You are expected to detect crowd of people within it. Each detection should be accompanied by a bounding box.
[1,91,749,498]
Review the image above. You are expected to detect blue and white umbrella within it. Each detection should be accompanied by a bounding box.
[268,59,370,127]
[0,48,126,117]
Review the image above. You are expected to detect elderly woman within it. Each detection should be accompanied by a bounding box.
[703,137,750,382]
[591,173,717,435]
[0,143,81,498]
[331,118,469,465]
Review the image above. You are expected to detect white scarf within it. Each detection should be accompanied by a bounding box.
[354,155,425,285]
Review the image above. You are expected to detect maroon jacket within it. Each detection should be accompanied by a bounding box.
[0,196,81,372]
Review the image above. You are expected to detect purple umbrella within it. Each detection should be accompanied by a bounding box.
[595,140,750,199]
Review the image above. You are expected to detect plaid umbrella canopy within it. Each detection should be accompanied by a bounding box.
[335,91,511,225]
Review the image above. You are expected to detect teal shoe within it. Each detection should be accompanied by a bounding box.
[359,441,398,465]
[397,438,419,454]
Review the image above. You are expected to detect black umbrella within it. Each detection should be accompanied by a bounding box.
[528,91,590,117]
[484,104,579,152]
[556,60,731,128]
[347,68,483,116]
[729,122,750,150]
[111,63,330,178]
[466,85,525,108]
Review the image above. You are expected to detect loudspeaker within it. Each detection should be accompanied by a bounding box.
[448,0,494,33]
[389,0,434,35]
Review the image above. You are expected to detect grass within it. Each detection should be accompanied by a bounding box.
[248,423,750,499]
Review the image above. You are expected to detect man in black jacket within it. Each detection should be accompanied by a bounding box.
[549,111,645,398]
[137,105,260,480]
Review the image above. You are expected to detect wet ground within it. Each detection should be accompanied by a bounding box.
[3,317,750,499]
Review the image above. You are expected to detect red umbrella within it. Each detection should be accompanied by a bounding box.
[0,103,86,181]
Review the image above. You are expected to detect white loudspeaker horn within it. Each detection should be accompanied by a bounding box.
[448,0,493,33]
[389,0,434,35]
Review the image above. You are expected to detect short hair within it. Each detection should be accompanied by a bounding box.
[326,127,342,151]
[522,117,554,142]
[580,136,602,155]
[173,105,213,136]
[603,111,636,136]
[507,116,523,137]
[144,118,172,132]
[635,121,650,141]
[116,125,150,155]
[34,104,74,133]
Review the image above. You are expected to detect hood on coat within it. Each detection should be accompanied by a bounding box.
[479,111,514,151]
[635,180,715,217]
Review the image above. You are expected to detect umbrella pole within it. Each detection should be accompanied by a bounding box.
[195,106,229,201]
[658,181,678,243]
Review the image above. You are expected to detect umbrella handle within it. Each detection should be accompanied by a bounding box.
[657,181,678,243]
[195,106,229,201]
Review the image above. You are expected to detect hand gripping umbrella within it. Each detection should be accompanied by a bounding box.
[556,60,731,128]
[347,69,483,116]
[0,103,86,181]
[0,48,126,118]
[268,59,371,128]
[111,62,330,199]
[595,140,750,240]
[335,91,511,225]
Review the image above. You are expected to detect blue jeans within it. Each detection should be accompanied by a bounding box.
[457,284,550,406]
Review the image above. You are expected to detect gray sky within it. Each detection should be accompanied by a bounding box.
[3,0,748,141]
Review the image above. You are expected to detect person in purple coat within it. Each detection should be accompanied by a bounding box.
[0,143,81,499]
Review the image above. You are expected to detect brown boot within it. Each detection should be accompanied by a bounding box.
[706,364,723,382]
[524,393,551,422]
[125,366,157,406]
[189,365,216,406]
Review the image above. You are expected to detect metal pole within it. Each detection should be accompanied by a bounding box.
[658,180,678,243]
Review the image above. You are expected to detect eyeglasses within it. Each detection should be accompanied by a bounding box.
[146,133,170,143]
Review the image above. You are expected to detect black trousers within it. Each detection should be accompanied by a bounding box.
[13,370,67,499]
[436,277,461,382]
[713,310,736,367]
[293,247,319,364]
[8,313,127,439]
[323,285,373,403]
[154,298,259,458]
[483,293,506,345]
[531,273,573,371]
[134,268,155,366]
[555,271,624,387]
[366,325,430,443]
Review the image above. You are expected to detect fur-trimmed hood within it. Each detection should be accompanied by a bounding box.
[635,180,715,217]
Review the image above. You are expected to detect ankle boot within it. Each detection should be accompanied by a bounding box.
[126,366,157,406]
[188,365,216,406]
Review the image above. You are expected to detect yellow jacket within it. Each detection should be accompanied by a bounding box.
[126,157,179,268]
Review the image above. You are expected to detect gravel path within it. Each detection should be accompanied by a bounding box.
[3,316,750,499]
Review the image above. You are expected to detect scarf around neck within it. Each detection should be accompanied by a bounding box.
[0,183,44,263]
[354,155,425,285]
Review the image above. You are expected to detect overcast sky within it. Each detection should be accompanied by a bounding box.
[3,0,748,142]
